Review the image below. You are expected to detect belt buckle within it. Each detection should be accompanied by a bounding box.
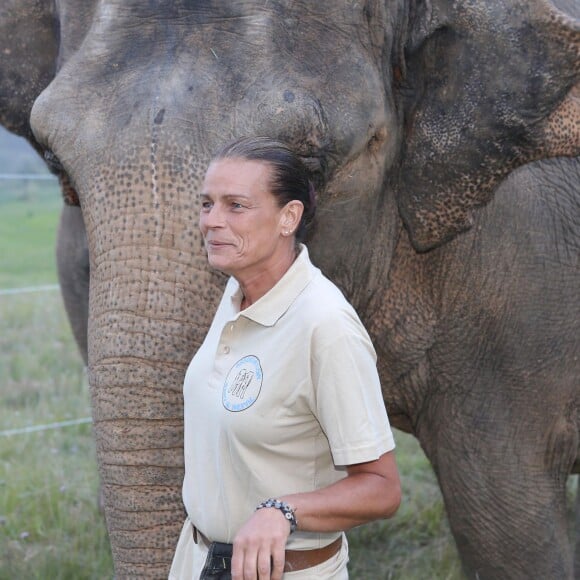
[200,541,233,580]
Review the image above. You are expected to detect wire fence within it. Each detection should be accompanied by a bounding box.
[1,280,89,438]
[0,172,59,203]
[1,176,90,439]
[0,284,60,296]
[1,314,91,436]
[0,173,56,180]
[0,417,93,437]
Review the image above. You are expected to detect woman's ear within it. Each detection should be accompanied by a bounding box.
[280,200,304,235]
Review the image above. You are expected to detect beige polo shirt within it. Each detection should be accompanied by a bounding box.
[182,245,395,550]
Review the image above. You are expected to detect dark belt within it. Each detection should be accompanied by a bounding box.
[192,525,342,573]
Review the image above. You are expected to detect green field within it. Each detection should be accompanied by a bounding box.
[0,185,465,578]
[0,184,113,579]
[0,180,61,288]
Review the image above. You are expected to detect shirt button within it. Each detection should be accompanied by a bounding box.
[223,346,230,354]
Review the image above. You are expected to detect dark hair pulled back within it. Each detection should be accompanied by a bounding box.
[212,136,316,242]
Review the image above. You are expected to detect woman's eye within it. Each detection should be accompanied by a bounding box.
[201,201,212,210]
[231,202,244,209]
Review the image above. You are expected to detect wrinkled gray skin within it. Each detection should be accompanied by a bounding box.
[56,206,89,366]
[1,1,579,578]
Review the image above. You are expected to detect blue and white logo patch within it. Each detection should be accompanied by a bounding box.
[222,355,263,412]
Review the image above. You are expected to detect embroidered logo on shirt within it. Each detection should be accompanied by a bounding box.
[222,355,263,412]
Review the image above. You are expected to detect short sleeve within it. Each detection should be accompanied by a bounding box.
[310,313,395,466]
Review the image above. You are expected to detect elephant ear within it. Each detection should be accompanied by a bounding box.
[0,0,58,144]
[0,0,98,206]
[397,0,580,252]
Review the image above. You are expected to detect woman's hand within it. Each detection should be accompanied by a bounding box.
[231,507,292,580]
[230,451,400,578]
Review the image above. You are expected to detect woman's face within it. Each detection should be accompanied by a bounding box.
[199,158,297,280]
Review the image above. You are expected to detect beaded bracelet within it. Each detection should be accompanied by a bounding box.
[255,498,298,534]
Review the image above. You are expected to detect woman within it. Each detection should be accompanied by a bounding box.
[170,136,401,580]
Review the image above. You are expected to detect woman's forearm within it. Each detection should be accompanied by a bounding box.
[231,451,400,579]
[280,450,401,533]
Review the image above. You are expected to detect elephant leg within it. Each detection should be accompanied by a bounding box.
[422,406,576,579]
[56,204,90,366]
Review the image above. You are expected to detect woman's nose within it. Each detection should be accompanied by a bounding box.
[201,205,224,229]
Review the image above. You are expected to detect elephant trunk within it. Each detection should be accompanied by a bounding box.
[89,254,221,578]
[89,370,184,576]
[88,286,187,575]
[82,180,223,576]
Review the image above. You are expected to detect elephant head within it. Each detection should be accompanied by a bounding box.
[2,0,578,577]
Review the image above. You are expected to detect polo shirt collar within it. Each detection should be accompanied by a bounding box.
[229,244,316,327]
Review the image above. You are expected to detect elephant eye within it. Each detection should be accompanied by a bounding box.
[43,149,64,175]
[298,154,327,191]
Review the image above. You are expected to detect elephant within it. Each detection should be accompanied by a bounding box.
[56,205,90,366]
[1,0,579,578]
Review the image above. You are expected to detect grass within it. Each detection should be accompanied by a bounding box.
[0,184,113,579]
[0,180,61,288]
[0,293,113,579]
[0,185,463,579]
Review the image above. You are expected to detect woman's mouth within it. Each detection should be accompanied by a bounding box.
[206,240,231,248]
